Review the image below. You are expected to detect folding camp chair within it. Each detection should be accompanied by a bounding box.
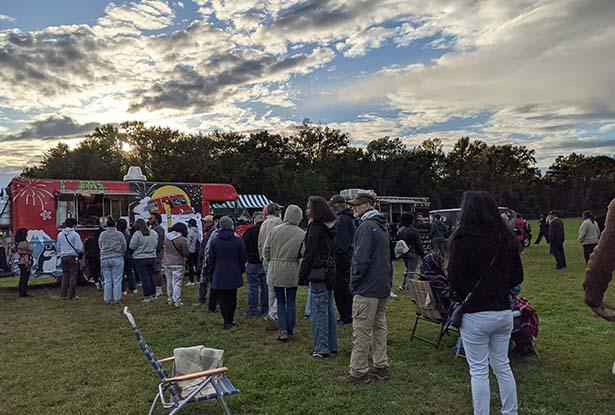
[123,307,239,415]
[408,279,457,348]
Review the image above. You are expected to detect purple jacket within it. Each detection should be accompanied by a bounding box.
[209,229,247,290]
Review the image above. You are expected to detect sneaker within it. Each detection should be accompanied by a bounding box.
[389,291,398,298]
[278,332,289,342]
[367,367,390,380]
[337,319,352,326]
[223,323,233,330]
[167,299,174,305]
[185,282,195,286]
[175,302,184,308]
[398,286,407,292]
[141,297,153,303]
[95,282,101,290]
[131,289,138,294]
[70,296,80,300]
[122,291,128,296]
[337,374,372,385]
[312,352,329,359]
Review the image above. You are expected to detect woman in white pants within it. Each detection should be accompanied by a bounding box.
[448,191,524,415]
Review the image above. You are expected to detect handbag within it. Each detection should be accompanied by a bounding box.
[449,238,501,328]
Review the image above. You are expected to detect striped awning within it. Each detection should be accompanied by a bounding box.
[239,194,274,209]
[212,194,274,210]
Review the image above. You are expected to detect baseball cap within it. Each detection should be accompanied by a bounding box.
[329,194,347,204]
[347,192,376,206]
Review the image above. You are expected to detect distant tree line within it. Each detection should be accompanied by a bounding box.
[21,121,615,218]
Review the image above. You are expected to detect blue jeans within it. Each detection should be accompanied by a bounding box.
[101,256,124,303]
[310,282,338,354]
[246,263,268,315]
[274,287,297,335]
[461,310,517,415]
[134,257,156,298]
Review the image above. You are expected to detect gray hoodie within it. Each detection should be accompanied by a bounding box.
[350,209,393,298]
[57,227,83,258]
[264,205,305,288]
[129,230,159,259]
[99,227,127,260]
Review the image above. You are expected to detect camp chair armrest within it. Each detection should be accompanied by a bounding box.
[158,356,175,363]
[164,367,228,383]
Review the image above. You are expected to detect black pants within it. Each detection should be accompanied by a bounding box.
[187,252,199,283]
[333,251,353,323]
[19,265,30,297]
[551,242,567,269]
[535,231,549,244]
[216,289,237,325]
[60,255,79,299]
[87,257,101,283]
[583,243,597,264]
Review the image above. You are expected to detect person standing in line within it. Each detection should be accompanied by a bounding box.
[299,196,337,358]
[209,217,246,329]
[149,212,165,297]
[534,214,550,245]
[57,218,83,300]
[429,214,449,256]
[130,219,159,302]
[84,228,102,290]
[264,205,305,341]
[259,203,283,323]
[549,210,567,269]
[15,228,33,298]
[242,213,268,317]
[341,193,392,384]
[186,218,201,286]
[164,222,190,307]
[195,215,217,309]
[330,194,356,326]
[578,210,601,264]
[118,219,137,295]
[448,191,523,415]
[99,216,127,305]
[397,212,425,291]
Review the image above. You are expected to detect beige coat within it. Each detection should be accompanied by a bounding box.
[264,205,305,288]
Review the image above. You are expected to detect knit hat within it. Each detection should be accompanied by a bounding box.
[220,216,234,230]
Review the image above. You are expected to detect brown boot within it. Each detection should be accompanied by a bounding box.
[367,367,390,380]
[337,374,372,385]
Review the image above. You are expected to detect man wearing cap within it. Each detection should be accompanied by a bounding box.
[242,212,268,317]
[330,194,356,325]
[259,203,283,323]
[186,218,201,286]
[343,192,392,384]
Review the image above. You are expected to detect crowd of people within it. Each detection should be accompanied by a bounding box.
[10,190,608,414]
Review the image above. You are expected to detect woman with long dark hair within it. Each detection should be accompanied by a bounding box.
[15,228,33,297]
[299,196,338,358]
[448,191,523,415]
[578,210,601,264]
[130,219,159,302]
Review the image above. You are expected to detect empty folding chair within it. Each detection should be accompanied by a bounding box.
[123,307,239,415]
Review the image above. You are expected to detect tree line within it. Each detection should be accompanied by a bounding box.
[21,121,615,218]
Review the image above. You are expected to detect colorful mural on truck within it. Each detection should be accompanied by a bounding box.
[7,178,246,277]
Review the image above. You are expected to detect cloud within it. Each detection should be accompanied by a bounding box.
[0,115,100,142]
[0,14,15,23]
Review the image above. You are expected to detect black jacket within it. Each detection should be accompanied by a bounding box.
[298,220,336,290]
[448,228,523,314]
[549,218,565,244]
[242,222,263,264]
[334,208,356,253]
[396,226,425,257]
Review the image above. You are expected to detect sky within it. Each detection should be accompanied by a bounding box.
[1,0,615,189]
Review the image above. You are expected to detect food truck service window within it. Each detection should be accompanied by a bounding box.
[56,194,77,226]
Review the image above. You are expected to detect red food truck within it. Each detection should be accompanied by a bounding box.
[2,175,251,277]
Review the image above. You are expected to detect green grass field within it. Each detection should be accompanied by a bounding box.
[1,219,614,415]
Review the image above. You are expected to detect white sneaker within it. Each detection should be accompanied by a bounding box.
[175,302,184,308]
[389,291,399,298]
[167,299,174,305]
[95,282,101,290]
[185,282,195,286]
[122,291,128,296]
[131,289,138,294]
